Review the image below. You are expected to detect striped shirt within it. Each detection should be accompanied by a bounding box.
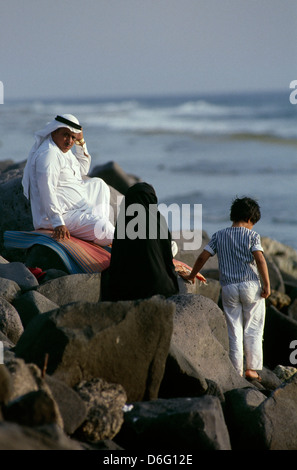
[204,227,263,287]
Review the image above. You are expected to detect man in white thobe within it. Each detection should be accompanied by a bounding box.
[22,114,115,246]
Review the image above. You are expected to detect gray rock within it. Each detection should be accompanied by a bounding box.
[12,290,59,328]
[15,296,174,402]
[74,378,127,442]
[115,395,231,450]
[172,230,218,269]
[0,296,23,344]
[227,372,297,450]
[0,278,21,303]
[262,236,297,280]
[0,176,33,261]
[33,273,101,306]
[90,161,140,195]
[0,262,38,291]
[45,375,87,435]
[169,294,250,393]
[196,278,221,303]
[224,386,267,449]
[265,255,285,293]
[159,343,209,398]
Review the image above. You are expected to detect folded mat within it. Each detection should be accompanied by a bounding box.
[4,230,111,274]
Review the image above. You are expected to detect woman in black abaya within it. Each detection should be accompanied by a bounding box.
[104,182,179,301]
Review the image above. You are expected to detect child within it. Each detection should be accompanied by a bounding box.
[183,197,270,381]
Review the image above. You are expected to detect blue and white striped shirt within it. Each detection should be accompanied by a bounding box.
[204,227,263,287]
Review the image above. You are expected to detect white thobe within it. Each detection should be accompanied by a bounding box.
[28,136,114,246]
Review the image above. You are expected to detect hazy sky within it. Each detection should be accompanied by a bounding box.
[1,0,297,100]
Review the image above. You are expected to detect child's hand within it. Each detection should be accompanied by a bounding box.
[261,285,271,299]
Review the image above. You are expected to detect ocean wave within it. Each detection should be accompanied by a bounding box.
[4,93,296,142]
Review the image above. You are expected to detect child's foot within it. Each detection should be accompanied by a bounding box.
[245,369,262,382]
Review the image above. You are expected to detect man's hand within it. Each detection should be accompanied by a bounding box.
[74,131,85,146]
[52,225,70,240]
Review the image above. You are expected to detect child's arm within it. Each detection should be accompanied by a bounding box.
[182,249,211,283]
[253,250,271,298]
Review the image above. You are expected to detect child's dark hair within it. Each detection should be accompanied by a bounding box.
[230,197,261,224]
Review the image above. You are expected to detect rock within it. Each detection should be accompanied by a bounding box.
[224,387,268,449]
[0,422,84,450]
[0,262,38,291]
[273,364,297,381]
[287,297,297,321]
[33,273,101,306]
[0,278,21,303]
[159,343,209,399]
[196,278,221,303]
[0,365,13,405]
[266,289,291,311]
[0,296,23,344]
[90,161,140,195]
[12,291,59,328]
[265,255,285,293]
[172,230,218,269]
[45,375,87,435]
[74,378,127,442]
[0,176,33,261]
[177,276,221,304]
[263,305,297,369]
[233,372,297,449]
[262,236,297,280]
[5,358,45,402]
[114,395,231,450]
[2,389,63,428]
[0,159,16,174]
[169,294,250,392]
[15,296,174,402]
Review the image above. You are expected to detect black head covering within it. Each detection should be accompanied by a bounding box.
[105,182,179,301]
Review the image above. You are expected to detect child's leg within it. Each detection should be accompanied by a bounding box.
[221,284,244,376]
[239,281,266,373]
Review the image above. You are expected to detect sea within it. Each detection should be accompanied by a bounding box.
[1,89,297,251]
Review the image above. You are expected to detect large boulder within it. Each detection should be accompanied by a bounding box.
[90,161,140,195]
[0,176,33,261]
[168,294,249,392]
[0,297,24,344]
[32,273,102,306]
[263,305,297,369]
[225,372,297,450]
[14,296,174,402]
[114,395,231,450]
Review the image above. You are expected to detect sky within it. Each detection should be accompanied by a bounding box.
[1,0,297,100]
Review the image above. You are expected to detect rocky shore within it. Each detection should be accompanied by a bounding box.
[1,159,297,450]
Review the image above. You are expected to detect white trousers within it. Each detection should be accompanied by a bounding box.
[63,177,115,246]
[221,281,266,376]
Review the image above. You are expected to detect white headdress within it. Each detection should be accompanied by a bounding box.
[22,114,82,199]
